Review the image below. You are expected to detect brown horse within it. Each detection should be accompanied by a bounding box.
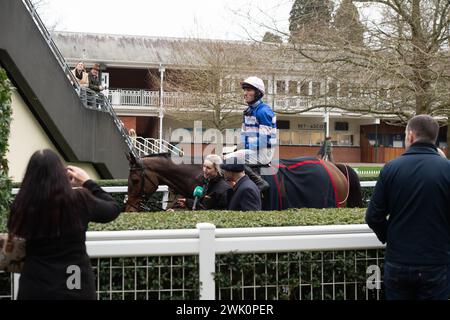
[125,153,362,212]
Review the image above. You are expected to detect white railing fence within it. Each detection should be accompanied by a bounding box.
[109,89,197,107]
[5,224,385,300]
[108,89,337,113]
[131,137,184,157]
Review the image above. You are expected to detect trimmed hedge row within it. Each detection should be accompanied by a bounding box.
[88,208,367,231]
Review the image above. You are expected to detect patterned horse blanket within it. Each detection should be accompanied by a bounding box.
[262,157,339,210]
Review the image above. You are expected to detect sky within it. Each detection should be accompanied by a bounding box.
[37,0,294,41]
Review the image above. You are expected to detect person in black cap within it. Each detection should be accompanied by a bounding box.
[221,158,261,211]
[88,63,104,93]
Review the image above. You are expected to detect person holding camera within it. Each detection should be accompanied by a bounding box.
[8,149,121,300]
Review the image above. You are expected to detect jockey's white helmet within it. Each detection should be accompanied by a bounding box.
[241,76,265,95]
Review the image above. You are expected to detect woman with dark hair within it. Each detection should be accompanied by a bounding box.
[8,149,121,300]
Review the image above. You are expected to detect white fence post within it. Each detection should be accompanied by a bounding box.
[13,273,20,300]
[197,223,216,300]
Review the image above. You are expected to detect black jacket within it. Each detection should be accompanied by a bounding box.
[186,176,231,210]
[18,180,120,300]
[227,175,262,211]
[365,142,450,265]
[88,73,102,92]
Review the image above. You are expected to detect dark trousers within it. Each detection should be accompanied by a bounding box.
[384,261,450,300]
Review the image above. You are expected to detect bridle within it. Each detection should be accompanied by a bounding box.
[126,162,166,212]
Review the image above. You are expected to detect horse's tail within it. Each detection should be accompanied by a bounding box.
[335,163,363,208]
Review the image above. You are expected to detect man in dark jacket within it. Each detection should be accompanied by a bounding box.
[366,114,450,300]
[220,158,261,211]
[87,63,105,109]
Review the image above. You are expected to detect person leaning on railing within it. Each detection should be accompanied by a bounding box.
[87,63,106,109]
[71,61,88,88]
[7,149,121,300]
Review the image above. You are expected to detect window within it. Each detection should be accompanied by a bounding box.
[335,122,349,131]
[279,131,291,145]
[276,80,286,94]
[300,81,310,96]
[277,120,290,129]
[328,82,337,97]
[311,132,325,145]
[339,83,349,97]
[263,80,269,93]
[312,82,321,97]
[288,81,298,95]
[335,134,353,146]
[349,85,360,97]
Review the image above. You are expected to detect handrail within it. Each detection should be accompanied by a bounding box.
[132,136,184,157]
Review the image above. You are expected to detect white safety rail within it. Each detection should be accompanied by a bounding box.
[11,181,377,195]
[7,224,385,300]
[360,181,376,187]
[354,169,381,176]
[11,186,170,209]
[131,137,184,157]
[109,89,197,107]
[86,224,384,300]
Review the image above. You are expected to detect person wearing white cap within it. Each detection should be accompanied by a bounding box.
[224,76,277,192]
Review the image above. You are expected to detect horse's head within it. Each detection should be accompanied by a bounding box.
[124,153,159,212]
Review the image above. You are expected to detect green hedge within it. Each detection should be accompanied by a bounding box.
[89,208,367,231]
[0,68,12,232]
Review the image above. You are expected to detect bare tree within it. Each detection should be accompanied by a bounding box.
[150,39,265,132]
[241,0,450,149]
[31,0,61,33]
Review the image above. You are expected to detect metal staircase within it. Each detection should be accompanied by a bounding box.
[22,0,180,158]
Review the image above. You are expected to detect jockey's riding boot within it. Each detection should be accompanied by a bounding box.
[244,165,270,192]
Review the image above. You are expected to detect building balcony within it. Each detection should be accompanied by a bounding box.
[108,88,338,115]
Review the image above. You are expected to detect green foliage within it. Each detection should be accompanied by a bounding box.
[91,256,200,300]
[0,68,12,232]
[94,179,128,187]
[215,250,384,300]
[262,32,283,43]
[89,208,366,231]
[289,0,333,39]
[334,0,364,45]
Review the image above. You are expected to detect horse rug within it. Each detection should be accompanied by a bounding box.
[263,157,339,210]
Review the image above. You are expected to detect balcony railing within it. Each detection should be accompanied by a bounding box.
[109,89,198,108]
[108,89,334,113]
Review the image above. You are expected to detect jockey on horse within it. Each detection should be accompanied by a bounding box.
[224,76,276,192]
